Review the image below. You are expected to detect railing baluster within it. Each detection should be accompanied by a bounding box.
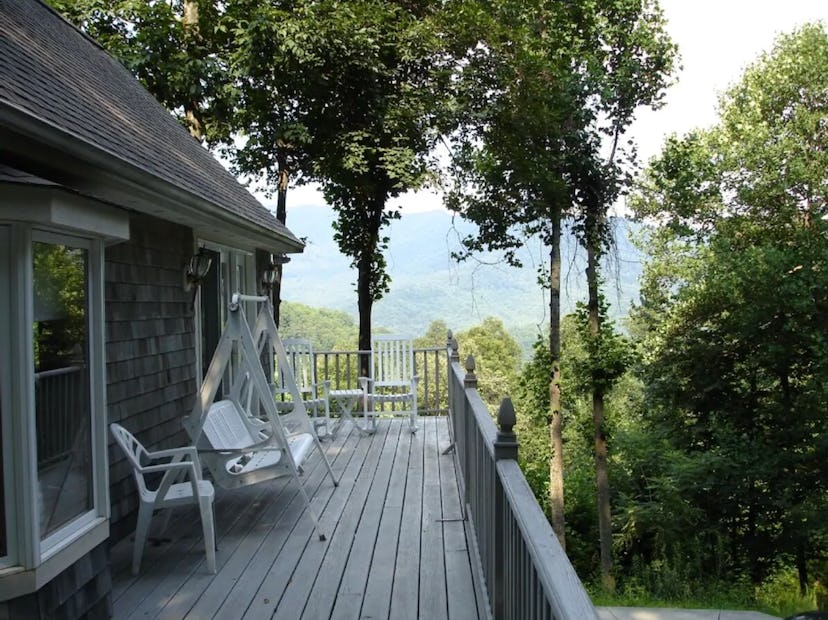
[312,346,447,416]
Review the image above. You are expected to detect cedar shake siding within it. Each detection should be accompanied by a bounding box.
[0,544,111,620]
[105,214,196,542]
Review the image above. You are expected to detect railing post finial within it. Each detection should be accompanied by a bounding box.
[464,355,477,388]
[494,397,519,461]
[449,333,460,362]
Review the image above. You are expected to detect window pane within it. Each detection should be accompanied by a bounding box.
[32,242,92,539]
[0,226,8,557]
[0,352,6,559]
[200,248,221,380]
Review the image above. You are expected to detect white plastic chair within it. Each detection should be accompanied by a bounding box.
[365,336,419,433]
[110,423,216,575]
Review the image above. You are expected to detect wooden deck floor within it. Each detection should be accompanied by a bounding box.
[109,417,485,619]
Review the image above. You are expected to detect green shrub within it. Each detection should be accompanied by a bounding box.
[755,567,817,617]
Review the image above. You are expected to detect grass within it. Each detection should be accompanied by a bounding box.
[588,579,818,619]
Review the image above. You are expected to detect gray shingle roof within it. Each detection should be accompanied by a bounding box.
[0,0,301,248]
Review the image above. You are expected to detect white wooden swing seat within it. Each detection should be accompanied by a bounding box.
[183,294,338,540]
[201,399,315,476]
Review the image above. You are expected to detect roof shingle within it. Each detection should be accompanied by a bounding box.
[0,0,300,247]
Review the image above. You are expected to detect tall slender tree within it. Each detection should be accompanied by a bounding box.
[566,1,675,589]
[447,0,603,548]
[291,0,462,372]
[446,2,676,570]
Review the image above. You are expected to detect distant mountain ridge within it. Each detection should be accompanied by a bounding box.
[280,205,643,347]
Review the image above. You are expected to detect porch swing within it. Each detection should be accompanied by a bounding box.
[183,293,338,540]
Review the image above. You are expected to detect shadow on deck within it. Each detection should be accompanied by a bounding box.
[110,417,485,619]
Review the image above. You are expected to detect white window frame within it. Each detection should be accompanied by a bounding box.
[0,225,16,570]
[30,230,108,561]
[0,185,124,599]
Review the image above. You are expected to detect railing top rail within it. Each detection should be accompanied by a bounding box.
[497,459,599,619]
[34,365,84,378]
[314,346,445,356]
[315,349,369,356]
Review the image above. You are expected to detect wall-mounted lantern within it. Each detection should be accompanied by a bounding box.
[184,247,213,305]
[261,253,290,294]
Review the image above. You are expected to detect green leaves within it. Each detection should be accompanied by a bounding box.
[567,294,634,396]
[632,22,828,585]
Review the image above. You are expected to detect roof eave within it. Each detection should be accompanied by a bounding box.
[0,103,304,254]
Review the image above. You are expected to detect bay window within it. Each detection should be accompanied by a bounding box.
[0,184,126,598]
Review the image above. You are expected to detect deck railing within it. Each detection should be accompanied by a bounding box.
[34,365,87,467]
[445,334,598,620]
[313,347,447,416]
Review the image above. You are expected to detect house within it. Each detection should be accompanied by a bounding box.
[0,0,304,616]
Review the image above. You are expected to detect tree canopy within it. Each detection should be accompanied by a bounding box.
[632,22,828,591]
[444,0,676,577]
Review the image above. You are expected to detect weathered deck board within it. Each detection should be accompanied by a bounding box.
[271,421,392,619]
[357,416,413,620]
[420,416,449,618]
[301,418,402,619]
[438,414,483,620]
[389,414,425,619]
[163,430,358,620]
[109,417,482,619]
[242,426,375,620]
[113,469,278,617]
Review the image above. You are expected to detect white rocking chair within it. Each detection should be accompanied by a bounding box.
[183,294,338,541]
[282,338,331,439]
[363,335,419,433]
[110,423,216,575]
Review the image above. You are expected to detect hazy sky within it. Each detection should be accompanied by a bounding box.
[281,1,828,213]
[631,0,828,165]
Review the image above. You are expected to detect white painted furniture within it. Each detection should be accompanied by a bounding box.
[109,423,216,575]
[365,336,419,433]
[184,294,338,541]
[282,338,331,439]
[328,387,375,436]
[200,398,315,478]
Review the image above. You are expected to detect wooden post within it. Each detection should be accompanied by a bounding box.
[462,355,476,494]
[449,332,460,363]
[493,397,519,619]
[443,331,458,455]
[460,354,477,519]
[464,355,477,388]
[494,397,519,461]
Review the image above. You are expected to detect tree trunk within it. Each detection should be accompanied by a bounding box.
[586,214,614,592]
[357,248,373,377]
[182,1,203,140]
[797,542,808,596]
[548,205,566,549]
[272,157,289,327]
[357,192,386,378]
